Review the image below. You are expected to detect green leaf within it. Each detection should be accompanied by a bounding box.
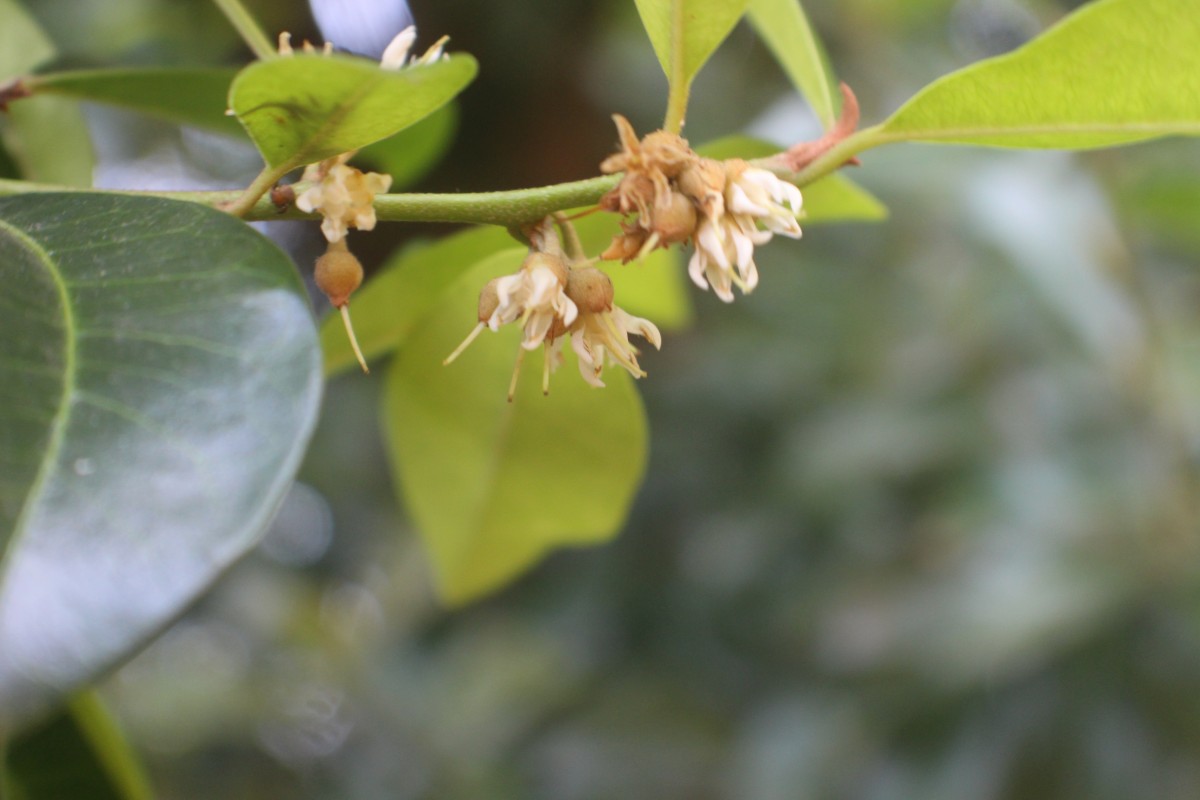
[356,104,457,190]
[1,96,94,186]
[322,225,517,376]
[0,193,322,732]
[0,0,54,80]
[880,0,1200,148]
[385,254,649,605]
[27,68,243,138]
[568,213,694,329]
[633,0,750,88]
[3,692,151,800]
[698,136,887,222]
[230,53,478,171]
[746,0,838,126]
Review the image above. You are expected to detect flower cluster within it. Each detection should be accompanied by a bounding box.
[295,155,393,243]
[599,116,804,303]
[445,219,661,400]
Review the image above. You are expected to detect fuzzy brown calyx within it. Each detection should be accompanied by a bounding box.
[477,278,501,322]
[522,251,570,288]
[314,240,364,307]
[566,267,615,315]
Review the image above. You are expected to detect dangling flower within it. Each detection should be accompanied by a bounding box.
[295,158,393,243]
[564,267,661,387]
[490,252,579,350]
[444,223,581,400]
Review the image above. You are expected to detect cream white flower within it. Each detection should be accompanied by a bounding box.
[380,26,449,69]
[570,305,662,388]
[489,252,579,350]
[295,162,392,243]
[687,162,802,302]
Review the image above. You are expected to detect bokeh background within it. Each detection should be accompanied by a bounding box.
[16,0,1200,797]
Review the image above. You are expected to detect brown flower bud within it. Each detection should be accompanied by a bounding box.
[678,157,727,215]
[566,267,615,314]
[314,245,363,307]
[652,190,698,244]
[640,131,694,178]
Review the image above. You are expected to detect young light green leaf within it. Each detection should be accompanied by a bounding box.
[1,96,93,186]
[0,0,54,81]
[746,0,838,126]
[698,135,887,222]
[881,0,1200,148]
[322,225,518,376]
[0,193,322,732]
[230,53,478,170]
[27,68,243,138]
[356,104,457,190]
[385,255,649,605]
[3,692,152,800]
[633,0,750,90]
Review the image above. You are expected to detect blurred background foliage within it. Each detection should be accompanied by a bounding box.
[12,0,1200,797]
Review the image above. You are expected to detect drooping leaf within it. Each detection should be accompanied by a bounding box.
[569,212,693,329]
[322,225,517,376]
[2,692,151,800]
[881,0,1200,148]
[698,136,887,222]
[0,193,322,732]
[27,68,243,138]
[356,103,457,190]
[632,0,750,89]
[746,0,838,126]
[385,254,649,605]
[230,53,478,171]
[1,96,94,186]
[0,0,53,80]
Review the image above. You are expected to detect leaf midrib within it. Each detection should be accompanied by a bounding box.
[0,216,76,578]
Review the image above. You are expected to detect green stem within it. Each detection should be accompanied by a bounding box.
[662,0,690,134]
[211,0,276,60]
[222,163,290,218]
[788,124,888,187]
[0,175,620,228]
[663,79,690,135]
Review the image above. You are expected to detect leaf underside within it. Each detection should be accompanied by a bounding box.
[230,53,478,170]
[882,0,1200,148]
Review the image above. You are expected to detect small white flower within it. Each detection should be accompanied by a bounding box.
[295,162,392,243]
[687,162,802,302]
[489,253,578,350]
[570,305,662,388]
[380,26,450,70]
[728,164,804,238]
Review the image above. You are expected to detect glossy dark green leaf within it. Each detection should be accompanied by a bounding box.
[322,225,517,376]
[230,53,477,170]
[2,692,151,800]
[0,0,53,80]
[698,136,887,222]
[881,0,1200,148]
[747,0,839,126]
[27,68,243,138]
[385,254,649,605]
[0,193,322,732]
